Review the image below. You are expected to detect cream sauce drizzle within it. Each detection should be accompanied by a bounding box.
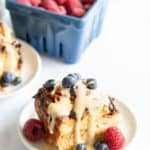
[74,81,103,149]
[47,81,109,149]
[3,45,19,73]
[48,85,72,133]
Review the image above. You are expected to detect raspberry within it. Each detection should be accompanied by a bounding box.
[71,7,85,17]
[55,0,67,5]
[16,0,31,6]
[82,0,95,4]
[65,0,83,13]
[41,0,59,11]
[30,0,42,6]
[104,127,126,150]
[23,119,44,142]
[41,0,66,14]
[58,6,67,15]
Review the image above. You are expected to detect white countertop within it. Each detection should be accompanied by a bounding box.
[0,0,150,149]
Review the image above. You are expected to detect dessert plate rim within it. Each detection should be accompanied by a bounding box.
[0,39,41,99]
[18,99,137,150]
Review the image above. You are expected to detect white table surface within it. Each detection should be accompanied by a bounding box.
[1,0,150,149]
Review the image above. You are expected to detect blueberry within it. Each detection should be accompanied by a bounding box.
[94,142,109,150]
[62,76,77,88]
[44,79,56,90]
[0,80,9,87]
[76,144,86,150]
[68,73,81,80]
[2,72,15,83]
[12,77,22,86]
[86,78,97,89]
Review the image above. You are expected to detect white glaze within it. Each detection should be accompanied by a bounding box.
[48,84,72,132]
[73,81,104,149]
[3,45,19,73]
[47,80,109,149]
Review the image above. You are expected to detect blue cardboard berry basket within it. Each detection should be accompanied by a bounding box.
[6,0,107,64]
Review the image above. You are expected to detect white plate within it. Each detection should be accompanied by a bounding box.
[18,99,137,150]
[0,40,41,99]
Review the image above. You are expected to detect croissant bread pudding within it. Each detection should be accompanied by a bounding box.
[23,74,126,150]
[0,23,23,92]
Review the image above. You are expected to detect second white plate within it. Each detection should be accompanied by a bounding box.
[0,40,41,99]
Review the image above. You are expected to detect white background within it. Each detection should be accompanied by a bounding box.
[0,0,150,149]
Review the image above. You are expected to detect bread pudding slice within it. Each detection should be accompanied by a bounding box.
[34,75,120,150]
[0,23,22,91]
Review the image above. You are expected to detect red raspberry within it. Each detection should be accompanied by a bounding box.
[104,127,126,150]
[23,119,44,142]
[71,7,85,17]
[41,0,59,11]
[30,0,42,6]
[16,0,31,6]
[65,0,83,13]
[82,0,95,4]
[58,6,67,15]
[55,0,67,5]
[41,0,66,14]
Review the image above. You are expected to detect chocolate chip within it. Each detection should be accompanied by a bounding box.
[69,111,76,120]
[1,46,6,52]
[108,96,118,114]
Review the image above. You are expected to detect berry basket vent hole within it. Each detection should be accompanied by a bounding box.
[59,43,63,57]
[43,37,48,53]
[26,33,30,43]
